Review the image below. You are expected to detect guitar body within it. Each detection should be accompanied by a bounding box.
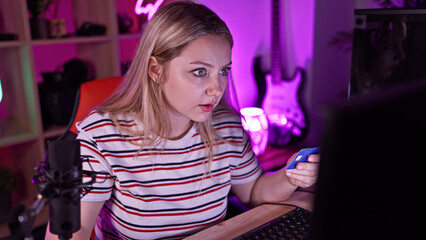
[254,59,307,147]
[262,70,306,129]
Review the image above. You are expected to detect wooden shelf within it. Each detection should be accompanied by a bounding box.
[0,41,26,48]
[0,132,39,148]
[0,0,147,232]
[119,32,142,40]
[31,35,115,46]
[43,125,68,139]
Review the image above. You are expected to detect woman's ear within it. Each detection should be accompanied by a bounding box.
[148,56,163,83]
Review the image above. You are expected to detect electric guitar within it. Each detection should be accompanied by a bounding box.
[254,0,307,146]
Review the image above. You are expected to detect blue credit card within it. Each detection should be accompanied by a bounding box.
[286,147,321,170]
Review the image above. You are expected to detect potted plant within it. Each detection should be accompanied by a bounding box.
[27,0,53,39]
[0,167,17,223]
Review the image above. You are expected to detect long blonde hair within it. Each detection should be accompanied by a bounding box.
[99,1,235,167]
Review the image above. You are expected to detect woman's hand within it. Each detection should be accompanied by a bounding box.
[285,153,320,188]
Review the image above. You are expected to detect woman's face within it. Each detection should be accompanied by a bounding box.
[162,34,232,126]
[367,21,407,82]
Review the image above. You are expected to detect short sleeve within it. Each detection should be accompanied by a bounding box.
[77,122,115,202]
[230,130,263,185]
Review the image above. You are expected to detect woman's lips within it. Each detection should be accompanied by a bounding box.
[199,103,215,112]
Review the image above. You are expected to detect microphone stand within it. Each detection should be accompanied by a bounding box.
[2,138,100,240]
[1,194,46,240]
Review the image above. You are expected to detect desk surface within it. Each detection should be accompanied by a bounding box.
[185,191,314,240]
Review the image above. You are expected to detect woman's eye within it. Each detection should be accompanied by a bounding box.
[220,67,231,76]
[193,68,207,77]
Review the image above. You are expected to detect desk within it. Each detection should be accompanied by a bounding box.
[185,191,314,240]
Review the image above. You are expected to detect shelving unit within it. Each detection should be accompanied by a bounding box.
[0,0,146,235]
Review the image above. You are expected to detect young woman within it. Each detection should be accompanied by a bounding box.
[46,1,319,239]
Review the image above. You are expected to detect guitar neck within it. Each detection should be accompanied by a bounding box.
[271,0,282,84]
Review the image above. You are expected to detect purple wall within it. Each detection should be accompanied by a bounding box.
[200,0,317,145]
[29,0,382,146]
[199,0,315,110]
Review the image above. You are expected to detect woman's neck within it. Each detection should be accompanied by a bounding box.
[168,120,193,140]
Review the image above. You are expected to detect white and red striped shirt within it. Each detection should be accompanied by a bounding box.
[77,107,262,239]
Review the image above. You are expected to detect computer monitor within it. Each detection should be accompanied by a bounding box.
[310,79,426,240]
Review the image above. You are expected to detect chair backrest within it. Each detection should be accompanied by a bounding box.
[67,76,122,135]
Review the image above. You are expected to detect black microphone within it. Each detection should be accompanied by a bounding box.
[46,139,82,240]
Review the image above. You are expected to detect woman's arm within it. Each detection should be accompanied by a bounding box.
[232,153,320,206]
[45,201,105,240]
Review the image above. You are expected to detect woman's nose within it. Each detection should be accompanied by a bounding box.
[206,76,224,97]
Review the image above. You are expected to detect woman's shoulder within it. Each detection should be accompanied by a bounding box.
[77,110,138,135]
[78,110,111,127]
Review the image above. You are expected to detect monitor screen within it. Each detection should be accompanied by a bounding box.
[350,9,426,98]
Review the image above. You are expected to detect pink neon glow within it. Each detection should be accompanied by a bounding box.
[134,0,164,20]
[240,107,269,155]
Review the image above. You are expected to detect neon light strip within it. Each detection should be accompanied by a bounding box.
[0,80,3,103]
[134,0,164,20]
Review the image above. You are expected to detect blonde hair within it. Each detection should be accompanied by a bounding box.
[99,1,235,168]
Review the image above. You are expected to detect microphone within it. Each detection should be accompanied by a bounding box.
[2,139,85,240]
[32,138,99,240]
[46,138,82,240]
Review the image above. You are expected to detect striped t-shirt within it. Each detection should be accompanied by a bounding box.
[77,107,263,239]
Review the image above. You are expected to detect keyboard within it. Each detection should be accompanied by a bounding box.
[232,207,312,240]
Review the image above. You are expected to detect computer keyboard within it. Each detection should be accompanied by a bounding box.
[233,207,312,240]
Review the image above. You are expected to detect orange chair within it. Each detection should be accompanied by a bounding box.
[59,76,122,139]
